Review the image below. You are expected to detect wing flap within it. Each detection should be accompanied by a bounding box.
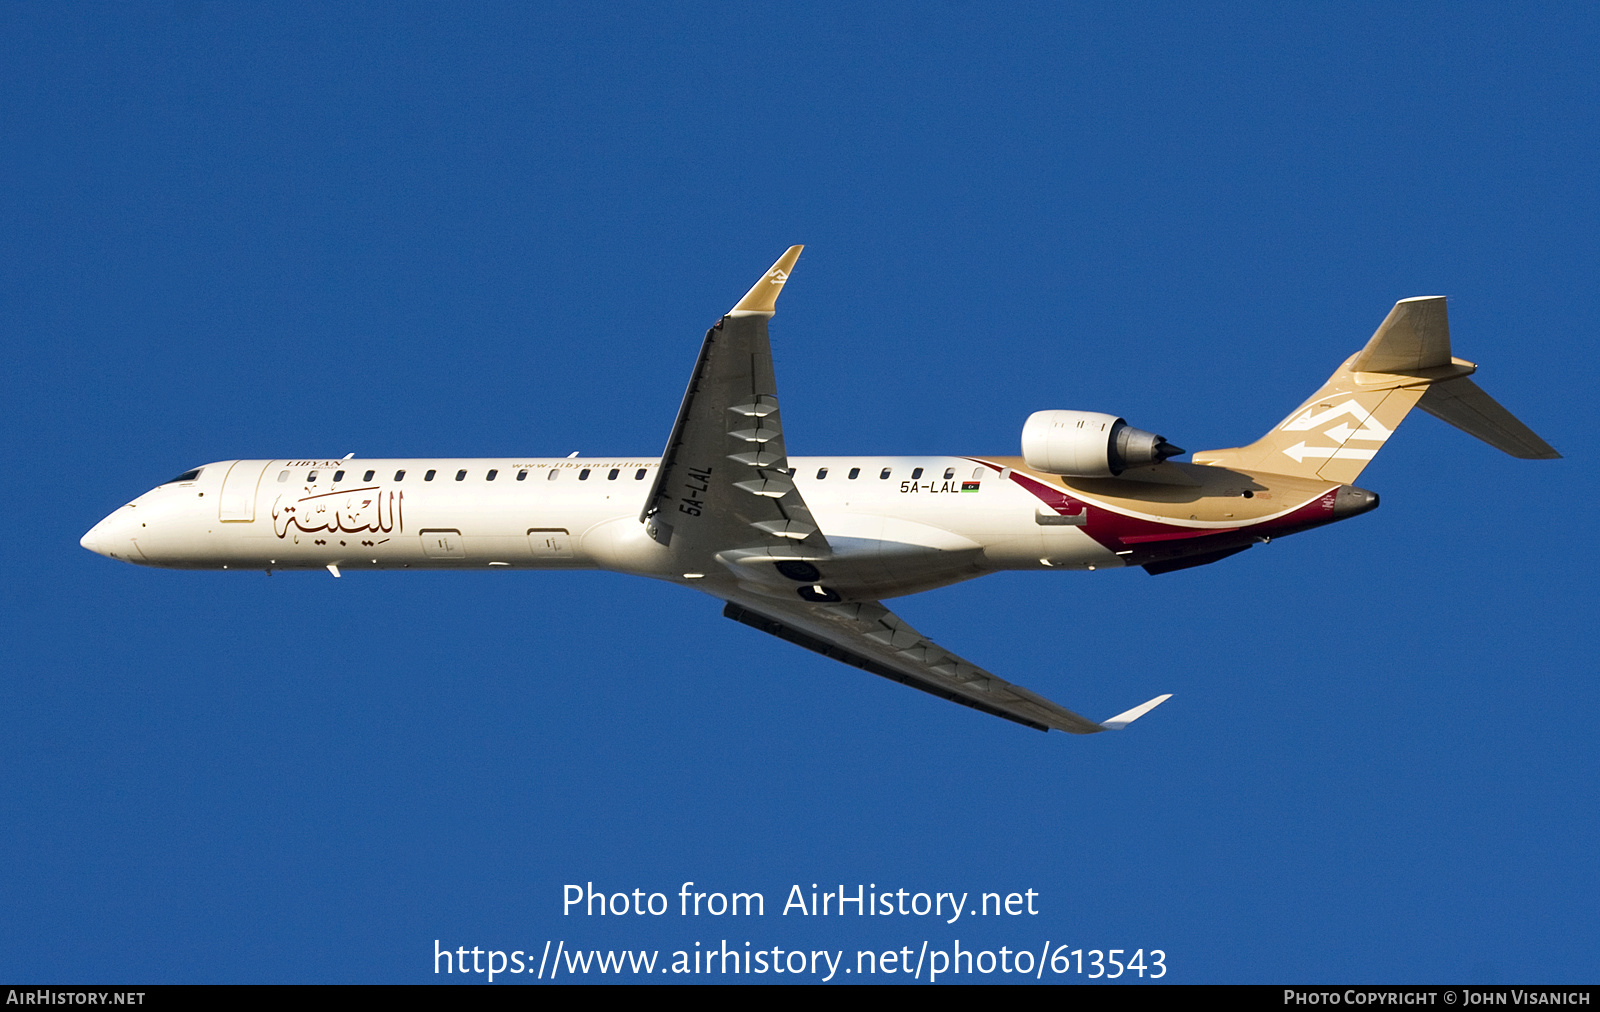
[722,595,1162,734]
[722,601,1070,732]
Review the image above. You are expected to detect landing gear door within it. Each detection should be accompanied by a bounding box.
[528,529,573,559]
[219,460,269,522]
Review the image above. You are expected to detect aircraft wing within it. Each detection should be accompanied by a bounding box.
[639,246,829,565]
[721,593,1170,734]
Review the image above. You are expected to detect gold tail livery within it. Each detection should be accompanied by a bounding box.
[81,249,1559,734]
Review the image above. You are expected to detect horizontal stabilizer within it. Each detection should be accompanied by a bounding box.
[1418,376,1560,459]
[1101,694,1172,730]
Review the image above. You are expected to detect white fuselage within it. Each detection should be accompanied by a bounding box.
[80,456,1138,595]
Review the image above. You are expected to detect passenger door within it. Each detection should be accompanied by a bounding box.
[219,460,269,522]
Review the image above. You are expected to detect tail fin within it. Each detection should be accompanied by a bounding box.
[1196,296,1555,483]
[1193,297,1559,483]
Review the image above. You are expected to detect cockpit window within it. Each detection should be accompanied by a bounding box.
[167,469,203,484]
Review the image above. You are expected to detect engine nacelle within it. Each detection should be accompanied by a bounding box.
[1021,410,1184,477]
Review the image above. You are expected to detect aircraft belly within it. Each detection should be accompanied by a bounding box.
[580,515,678,576]
[818,538,987,600]
[1039,526,1128,570]
[778,505,988,598]
[713,538,987,603]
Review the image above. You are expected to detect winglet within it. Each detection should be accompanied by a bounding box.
[729,246,803,318]
[1100,693,1172,730]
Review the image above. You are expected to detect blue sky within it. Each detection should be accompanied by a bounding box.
[3,4,1597,984]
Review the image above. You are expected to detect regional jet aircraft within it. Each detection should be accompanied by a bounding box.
[80,248,1559,733]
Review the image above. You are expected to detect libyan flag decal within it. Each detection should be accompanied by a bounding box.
[961,481,981,492]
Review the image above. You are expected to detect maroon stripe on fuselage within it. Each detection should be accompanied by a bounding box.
[980,462,1339,567]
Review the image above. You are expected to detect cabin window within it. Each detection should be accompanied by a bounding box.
[425,470,436,481]
[880,468,891,479]
[608,469,619,480]
[912,467,923,479]
[455,470,467,481]
[277,470,290,482]
[307,470,319,482]
[848,467,860,479]
[816,467,828,479]
[333,470,345,482]
[943,468,955,480]
[972,468,984,480]
[635,468,647,480]
[548,470,559,481]
[516,470,528,481]
[394,470,406,481]
[579,468,591,480]
[363,470,375,482]
[486,469,498,481]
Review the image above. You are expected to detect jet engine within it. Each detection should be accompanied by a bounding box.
[1020,410,1185,477]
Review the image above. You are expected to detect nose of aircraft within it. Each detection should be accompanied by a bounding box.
[80,517,111,557]
[80,508,141,560]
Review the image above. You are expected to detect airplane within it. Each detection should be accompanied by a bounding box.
[79,247,1560,735]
